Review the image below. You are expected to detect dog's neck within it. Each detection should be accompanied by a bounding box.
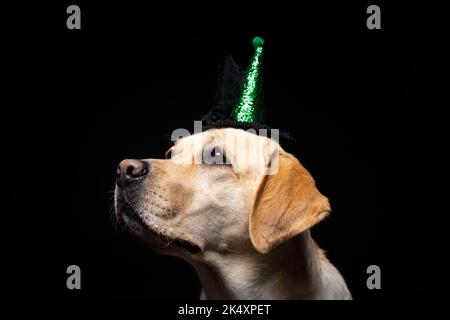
[190,230,329,300]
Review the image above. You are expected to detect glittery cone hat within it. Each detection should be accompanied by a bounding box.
[201,36,296,151]
[230,36,265,124]
[202,36,265,126]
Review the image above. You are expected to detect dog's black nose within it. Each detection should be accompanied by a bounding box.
[116,159,149,185]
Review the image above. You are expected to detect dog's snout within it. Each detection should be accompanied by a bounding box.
[116,159,149,186]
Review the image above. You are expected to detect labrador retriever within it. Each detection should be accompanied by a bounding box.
[114,127,351,299]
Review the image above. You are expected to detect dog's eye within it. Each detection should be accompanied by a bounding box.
[203,146,230,166]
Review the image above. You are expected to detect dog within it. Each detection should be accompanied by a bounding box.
[114,127,352,299]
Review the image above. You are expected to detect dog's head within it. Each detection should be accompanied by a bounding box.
[114,128,330,258]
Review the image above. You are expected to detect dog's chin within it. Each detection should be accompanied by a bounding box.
[117,202,202,255]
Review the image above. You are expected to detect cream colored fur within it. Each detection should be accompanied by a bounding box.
[115,128,352,300]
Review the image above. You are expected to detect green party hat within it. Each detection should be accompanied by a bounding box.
[230,36,265,124]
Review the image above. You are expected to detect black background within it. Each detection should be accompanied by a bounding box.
[8,2,446,302]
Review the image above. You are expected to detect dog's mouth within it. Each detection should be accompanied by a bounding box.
[119,203,201,254]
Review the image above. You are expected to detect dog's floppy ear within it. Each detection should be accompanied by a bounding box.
[249,153,330,254]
